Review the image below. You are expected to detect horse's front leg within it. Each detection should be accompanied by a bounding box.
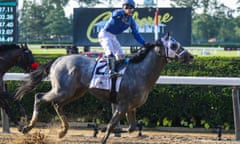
[111,104,121,128]
[0,92,20,126]
[102,105,127,144]
[53,103,69,138]
[21,93,45,134]
[126,109,136,132]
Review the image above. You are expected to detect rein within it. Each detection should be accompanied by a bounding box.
[154,41,172,60]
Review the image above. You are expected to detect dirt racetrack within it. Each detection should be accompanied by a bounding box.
[0,126,239,144]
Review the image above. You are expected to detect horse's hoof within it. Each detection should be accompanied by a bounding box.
[101,127,106,132]
[17,125,24,132]
[58,131,66,138]
[127,127,136,133]
[113,128,122,137]
[21,126,31,134]
[101,135,110,144]
[101,138,107,144]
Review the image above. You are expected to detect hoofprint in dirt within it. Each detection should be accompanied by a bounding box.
[0,127,238,144]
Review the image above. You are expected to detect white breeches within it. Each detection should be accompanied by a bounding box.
[98,29,124,60]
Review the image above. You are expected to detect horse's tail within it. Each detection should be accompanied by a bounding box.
[14,59,56,100]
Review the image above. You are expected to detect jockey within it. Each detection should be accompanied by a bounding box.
[98,0,148,78]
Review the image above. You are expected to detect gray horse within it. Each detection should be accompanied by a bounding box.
[15,35,193,144]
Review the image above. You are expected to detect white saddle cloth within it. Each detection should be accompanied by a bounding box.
[89,59,126,92]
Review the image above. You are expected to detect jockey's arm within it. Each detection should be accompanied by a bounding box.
[130,19,146,45]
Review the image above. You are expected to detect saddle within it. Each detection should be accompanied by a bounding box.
[89,46,150,103]
[89,58,128,103]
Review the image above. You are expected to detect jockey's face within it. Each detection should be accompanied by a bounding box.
[123,4,134,15]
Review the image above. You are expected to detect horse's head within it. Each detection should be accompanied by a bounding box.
[17,43,39,72]
[155,33,194,64]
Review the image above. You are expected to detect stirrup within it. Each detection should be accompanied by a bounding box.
[109,71,123,78]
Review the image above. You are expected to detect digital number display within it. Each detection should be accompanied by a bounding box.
[0,0,17,44]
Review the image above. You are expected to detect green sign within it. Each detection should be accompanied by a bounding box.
[0,0,17,44]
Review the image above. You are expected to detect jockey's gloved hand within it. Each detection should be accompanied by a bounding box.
[143,42,152,48]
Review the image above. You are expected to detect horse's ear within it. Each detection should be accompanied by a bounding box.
[20,43,24,49]
[163,32,170,41]
[24,42,28,49]
[167,32,170,37]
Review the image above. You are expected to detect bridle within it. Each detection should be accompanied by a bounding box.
[17,48,35,71]
[154,39,173,61]
[154,38,186,61]
[170,42,186,58]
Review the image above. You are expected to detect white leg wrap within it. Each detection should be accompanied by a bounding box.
[32,110,38,119]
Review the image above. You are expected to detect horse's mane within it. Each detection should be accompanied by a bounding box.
[0,44,20,51]
[129,44,154,63]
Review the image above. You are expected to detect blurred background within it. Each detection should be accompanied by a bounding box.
[15,0,240,47]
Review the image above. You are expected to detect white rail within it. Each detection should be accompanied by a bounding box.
[157,76,240,86]
[3,73,240,140]
[4,73,240,86]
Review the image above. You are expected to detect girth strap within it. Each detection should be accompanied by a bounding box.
[110,77,117,103]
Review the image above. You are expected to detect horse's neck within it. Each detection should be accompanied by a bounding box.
[135,48,167,88]
[0,48,21,57]
[0,49,22,73]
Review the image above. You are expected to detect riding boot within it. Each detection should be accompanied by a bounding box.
[107,56,122,78]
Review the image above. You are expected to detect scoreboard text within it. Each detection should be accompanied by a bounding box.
[0,0,17,44]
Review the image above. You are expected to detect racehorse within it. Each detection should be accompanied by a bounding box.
[0,43,38,128]
[15,34,193,144]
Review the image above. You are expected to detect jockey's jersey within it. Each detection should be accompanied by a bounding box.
[103,9,145,45]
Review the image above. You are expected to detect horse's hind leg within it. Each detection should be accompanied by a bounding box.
[53,103,68,138]
[50,88,88,138]
[126,109,136,132]
[21,92,46,134]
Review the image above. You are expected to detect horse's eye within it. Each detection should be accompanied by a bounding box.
[170,43,178,50]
